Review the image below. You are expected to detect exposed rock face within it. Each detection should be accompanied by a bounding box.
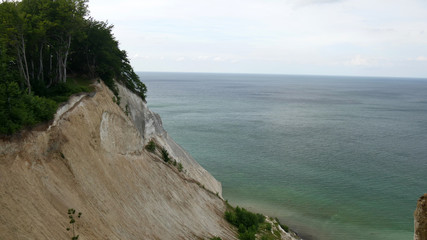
[0,81,236,239]
[415,194,427,240]
[117,83,223,197]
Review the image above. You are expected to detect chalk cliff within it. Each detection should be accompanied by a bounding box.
[415,194,427,240]
[0,80,300,240]
[116,83,223,197]
[0,81,235,239]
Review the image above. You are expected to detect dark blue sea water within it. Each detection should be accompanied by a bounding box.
[141,72,427,240]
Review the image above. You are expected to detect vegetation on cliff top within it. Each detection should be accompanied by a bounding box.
[225,205,290,240]
[0,0,146,135]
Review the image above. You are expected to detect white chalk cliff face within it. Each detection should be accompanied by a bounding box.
[116,83,223,197]
[0,81,236,239]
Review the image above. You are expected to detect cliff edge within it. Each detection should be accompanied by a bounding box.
[0,81,235,239]
[415,193,427,240]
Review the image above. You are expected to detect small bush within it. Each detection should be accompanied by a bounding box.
[161,147,170,163]
[0,82,58,135]
[177,162,183,172]
[225,206,265,240]
[209,237,222,240]
[145,140,156,153]
[260,234,275,240]
[275,217,289,232]
[265,223,272,231]
[238,230,256,240]
[280,224,289,233]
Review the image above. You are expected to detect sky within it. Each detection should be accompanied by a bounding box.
[88,0,427,78]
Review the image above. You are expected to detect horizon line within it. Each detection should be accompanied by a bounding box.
[136,71,427,80]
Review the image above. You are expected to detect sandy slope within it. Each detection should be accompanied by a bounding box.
[0,81,236,239]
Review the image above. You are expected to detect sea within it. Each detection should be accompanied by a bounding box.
[141,72,427,240]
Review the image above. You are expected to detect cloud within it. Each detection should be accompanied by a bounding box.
[196,56,210,61]
[213,57,224,62]
[88,0,427,77]
[298,0,345,4]
[348,55,371,66]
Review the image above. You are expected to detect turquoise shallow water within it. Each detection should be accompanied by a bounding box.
[141,72,427,240]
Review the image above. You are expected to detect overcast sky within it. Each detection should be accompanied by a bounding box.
[89,0,427,78]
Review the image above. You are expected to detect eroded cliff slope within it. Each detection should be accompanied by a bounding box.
[415,194,427,240]
[0,81,236,239]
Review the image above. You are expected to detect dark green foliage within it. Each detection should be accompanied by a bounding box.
[67,208,82,240]
[145,139,156,153]
[0,0,146,135]
[260,234,275,240]
[36,78,92,103]
[265,222,272,231]
[0,81,57,134]
[238,224,246,233]
[177,162,183,172]
[275,217,289,232]
[161,147,170,163]
[280,224,289,232]
[238,230,256,240]
[69,18,147,101]
[209,237,222,240]
[225,206,266,240]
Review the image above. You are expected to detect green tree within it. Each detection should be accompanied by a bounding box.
[69,18,147,100]
[0,0,31,92]
[0,0,145,135]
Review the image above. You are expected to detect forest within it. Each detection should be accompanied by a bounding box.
[0,0,146,134]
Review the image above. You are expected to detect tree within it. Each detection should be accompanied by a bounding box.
[0,0,31,92]
[0,0,146,135]
[69,18,147,100]
[19,0,88,85]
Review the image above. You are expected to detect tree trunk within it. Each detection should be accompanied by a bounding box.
[38,44,44,82]
[47,51,53,88]
[18,35,31,93]
[57,51,62,84]
[62,35,72,83]
[31,59,35,80]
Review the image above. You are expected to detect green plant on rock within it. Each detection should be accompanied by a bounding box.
[145,139,156,153]
[161,147,170,163]
[209,237,222,240]
[275,217,289,232]
[177,162,183,172]
[66,208,82,240]
[225,206,267,240]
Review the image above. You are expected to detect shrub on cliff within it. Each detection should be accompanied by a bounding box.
[145,139,157,153]
[0,82,57,135]
[225,206,265,240]
[161,147,171,163]
[177,162,183,172]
